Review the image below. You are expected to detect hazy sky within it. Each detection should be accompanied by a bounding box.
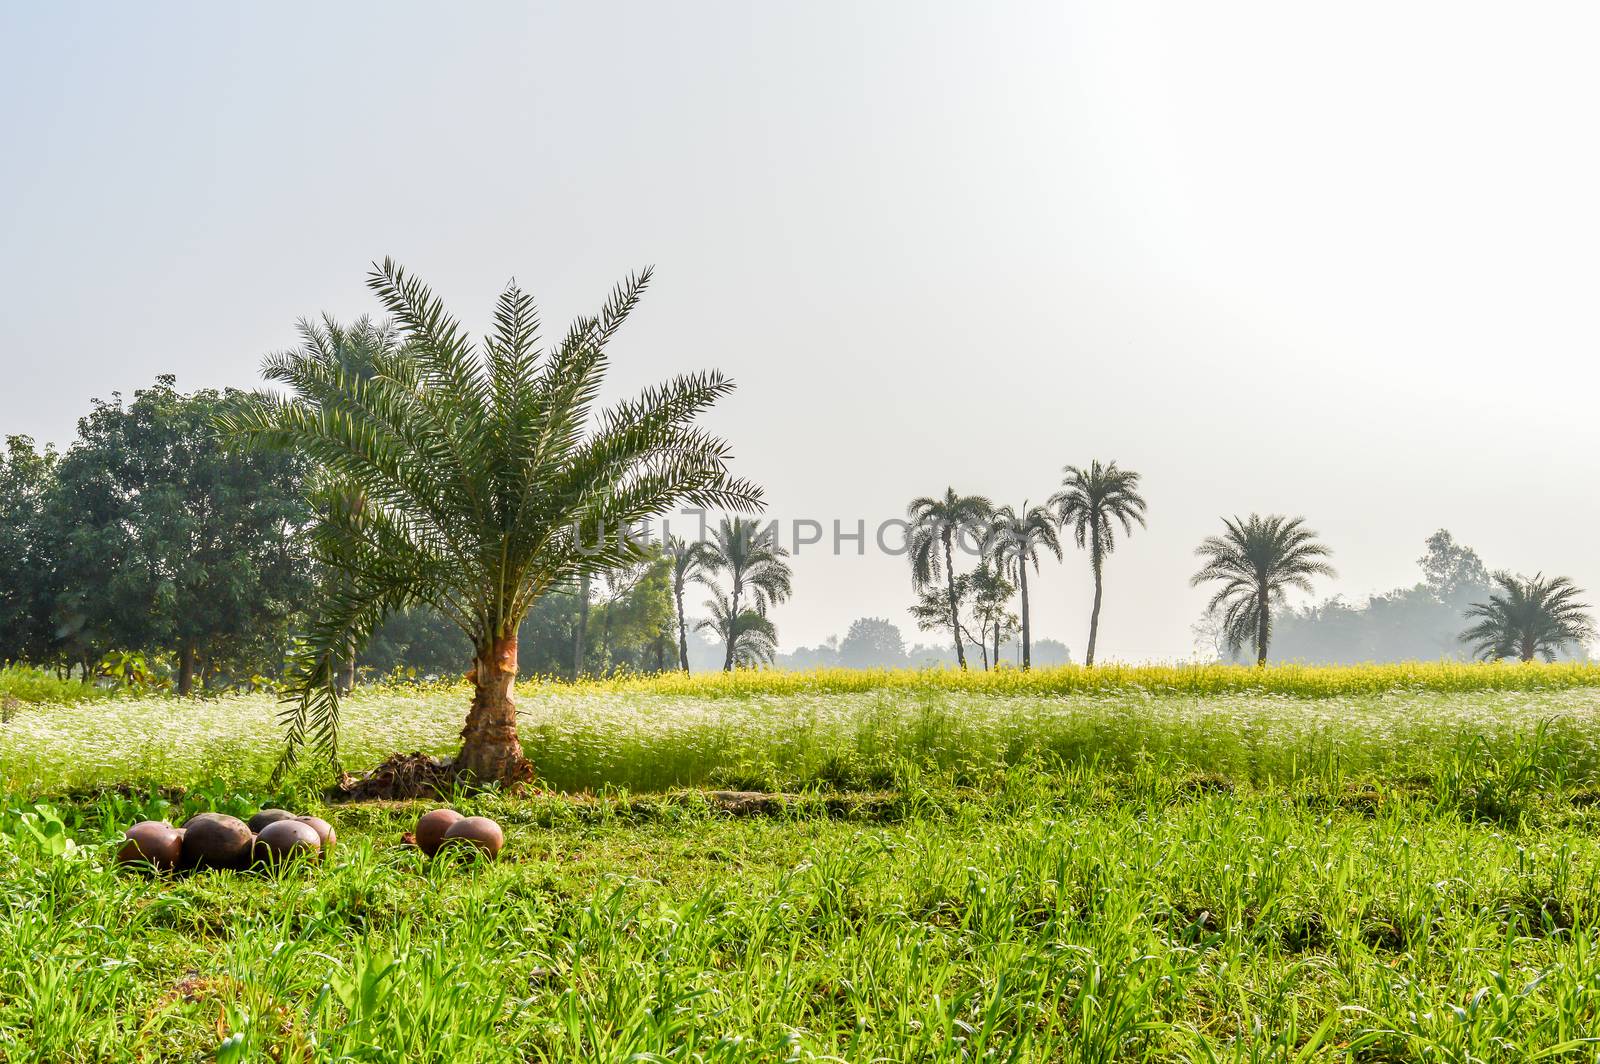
[3,2,1597,661]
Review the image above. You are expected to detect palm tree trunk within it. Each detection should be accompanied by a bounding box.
[1086,545,1103,667]
[675,583,691,672]
[457,631,531,785]
[1019,564,1032,670]
[723,581,740,671]
[944,531,966,669]
[1256,586,1270,667]
[572,574,590,680]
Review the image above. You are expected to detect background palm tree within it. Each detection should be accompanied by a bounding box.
[907,488,992,669]
[988,502,1061,669]
[696,589,779,668]
[221,260,761,785]
[665,535,713,672]
[1462,572,1595,662]
[1050,460,1146,667]
[701,516,793,671]
[1190,514,1334,666]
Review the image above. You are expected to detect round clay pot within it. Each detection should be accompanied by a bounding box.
[254,819,322,864]
[439,816,503,860]
[180,812,254,870]
[116,820,182,871]
[414,809,463,857]
[247,808,298,834]
[295,815,336,852]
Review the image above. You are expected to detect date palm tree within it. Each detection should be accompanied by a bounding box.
[1050,461,1146,666]
[696,589,779,668]
[221,259,761,785]
[1190,514,1334,666]
[665,535,713,672]
[701,516,792,670]
[988,502,1061,669]
[907,488,993,669]
[1462,572,1595,662]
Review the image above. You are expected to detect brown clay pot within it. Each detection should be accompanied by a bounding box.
[414,809,463,857]
[247,809,298,833]
[254,819,322,864]
[439,816,503,860]
[116,820,182,871]
[180,813,255,870]
[294,815,336,852]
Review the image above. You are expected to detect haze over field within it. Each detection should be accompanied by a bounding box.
[3,2,1597,660]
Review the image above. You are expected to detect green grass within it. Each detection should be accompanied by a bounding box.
[5,670,1600,1060]
[0,664,112,707]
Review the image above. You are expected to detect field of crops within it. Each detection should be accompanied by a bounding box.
[5,665,1600,1061]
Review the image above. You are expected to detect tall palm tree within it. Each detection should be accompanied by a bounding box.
[220,259,761,785]
[988,502,1062,669]
[1050,461,1146,667]
[701,516,792,670]
[1190,514,1334,666]
[907,488,993,669]
[665,535,713,672]
[1462,572,1595,662]
[696,589,779,668]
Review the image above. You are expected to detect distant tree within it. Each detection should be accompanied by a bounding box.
[221,261,760,784]
[1419,529,1490,602]
[701,517,792,671]
[838,617,907,669]
[0,437,59,668]
[697,589,778,667]
[665,535,714,672]
[1191,514,1335,666]
[969,561,1018,670]
[1051,461,1146,666]
[592,550,673,675]
[907,488,992,669]
[988,502,1061,669]
[1462,572,1595,662]
[910,573,984,667]
[1030,638,1072,667]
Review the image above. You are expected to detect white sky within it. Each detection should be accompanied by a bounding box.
[3,2,1596,660]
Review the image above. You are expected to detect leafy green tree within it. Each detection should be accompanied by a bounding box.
[1191,514,1335,666]
[46,378,313,692]
[988,502,1061,670]
[592,550,674,675]
[910,573,983,666]
[221,261,760,784]
[969,561,1018,670]
[0,437,59,668]
[665,535,714,672]
[1050,461,1146,666]
[700,516,792,671]
[838,617,907,669]
[1462,573,1595,662]
[907,488,992,669]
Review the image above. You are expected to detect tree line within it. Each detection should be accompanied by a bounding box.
[907,473,1593,669]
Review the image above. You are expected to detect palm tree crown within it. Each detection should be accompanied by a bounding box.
[1190,513,1334,666]
[1462,572,1595,662]
[700,516,793,670]
[221,259,761,782]
[988,502,1061,669]
[907,488,993,669]
[1050,460,1146,666]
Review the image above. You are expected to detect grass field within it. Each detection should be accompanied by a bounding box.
[5,666,1600,1061]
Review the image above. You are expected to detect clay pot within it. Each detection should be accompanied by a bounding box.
[247,808,298,833]
[414,809,463,857]
[439,816,503,860]
[295,815,335,852]
[116,820,182,871]
[179,813,254,870]
[254,819,322,864]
